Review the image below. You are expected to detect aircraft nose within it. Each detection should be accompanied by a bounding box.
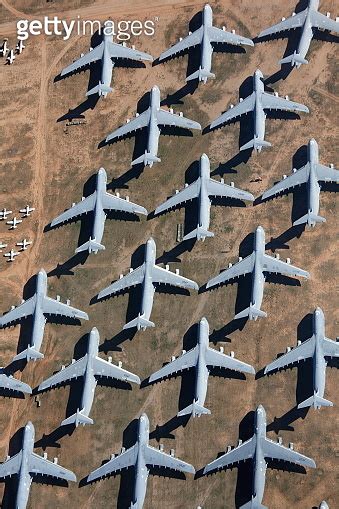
[200,317,208,326]
[255,69,264,78]
[319,502,329,509]
[152,85,160,93]
[256,225,264,234]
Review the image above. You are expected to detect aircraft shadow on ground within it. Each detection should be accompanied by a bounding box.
[144,323,249,439]
[3,275,82,374]
[45,173,141,276]
[33,332,133,449]
[150,159,248,258]
[55,31,148,122]
[153,8,249,104]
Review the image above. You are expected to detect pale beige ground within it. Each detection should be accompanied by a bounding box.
[0,1,338,508]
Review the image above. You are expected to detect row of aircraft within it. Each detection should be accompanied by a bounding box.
[47,141,338,254]
[1,2,337,508]
[1,38,25,64]
[0,407,330,509]
[59,3,339,97]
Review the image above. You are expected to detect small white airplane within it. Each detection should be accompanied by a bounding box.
[19,205,35,217]
[0,208,12,220]
[16,40,25,54]
[6,49,15,65]
[6,217,22,229]
[17,239,32,251]
[0,39,8,57]
[4,249,19,262]
[0,242,8,251]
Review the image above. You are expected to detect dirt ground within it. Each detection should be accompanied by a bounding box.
[0,0,338,508]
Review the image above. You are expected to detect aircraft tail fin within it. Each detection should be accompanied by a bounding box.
[75,238,105,254]
[186,67,215,83]
[240,498,268,509]
[86,81,113,97]
[13,347,44,362]
[177,400,211,418]
[132,152,161,167]
[234,305,267,321]
[293,212,326,227]
[240,138,272,152]
[183,226,214,241]
[279,52,308,67]
[61,410,94,427]
[123,314,155,331]
[298,393,333,410]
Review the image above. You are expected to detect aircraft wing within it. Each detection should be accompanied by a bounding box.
[105,110,150,143]
[315,164,339,182]
[158,27,203,60]
[92,356,140,384]
[154,180,200,215]
[262,254,309,278]
[144,445,195,474]
[258,11,307,37]
[87,445,137,481]
[207,179,254,201]
[61,42,104,76]
[204,437,256,473]
[206,253,255,289]
[0,373,32,394]
[264,336,315,374]
[38,356,88,391]
[210,94,255,129]
[29,452,76,481]
[322,337,339,358]
[108,41,153,61]
[97,265,145,300]
[0,452,22,478]
[50,194,96,227]
[151,265,198,290]
[205,347,255,374]
[310,11,339,33]
[156,109,201,130]
[0,296,36,327]
[42,297,88,320]
[149,347,198,383]
[263,438,316,468]
[261,92,309,113]
[101,193,147,215]
[262,164,310,200]
[208,26,253,46]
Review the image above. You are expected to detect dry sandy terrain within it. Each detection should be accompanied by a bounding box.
[0,1,338,508]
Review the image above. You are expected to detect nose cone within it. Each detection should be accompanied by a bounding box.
[25,421,34,433]
[319,502,329,509]
[39,268,47,277]
[256,225,265,236]
[90,327,100,341]
[315,307,324,319]
[255,69,264,79]
[204,4,212,13]
[140,413,149,426]
[147,237,156,250]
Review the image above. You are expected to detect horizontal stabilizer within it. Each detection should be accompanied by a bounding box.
[177,401,211,418]
[123,315,155,331]
[186,67,215,83]
[183,226,214,241]
[293,212,326,227]
[61,410,94,427]
[298,394,333,410]
[86,82,113,97]
[75,239,105,254]
[13,347,44,362]
[240,138,272,152]
[132,152,161,167]
[234,306,267,321]
[279,53,308,67]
